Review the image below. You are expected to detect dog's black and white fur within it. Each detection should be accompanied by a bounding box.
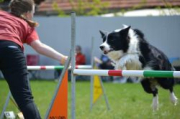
[99,25,178,110]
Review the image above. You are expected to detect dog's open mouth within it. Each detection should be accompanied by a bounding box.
[103,49,113,54]
[103,51,108,54]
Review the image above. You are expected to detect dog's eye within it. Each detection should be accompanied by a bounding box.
[110,39,115,42]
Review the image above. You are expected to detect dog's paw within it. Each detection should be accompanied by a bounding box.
[111,62,116,67]
[152,96,159,111]
[152,103,159,111]
[170,93,178,105]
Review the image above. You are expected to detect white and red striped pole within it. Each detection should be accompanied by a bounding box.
[27,65,92,70]
[73,69,180,78]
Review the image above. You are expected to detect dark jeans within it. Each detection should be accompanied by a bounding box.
[0,40,41,119]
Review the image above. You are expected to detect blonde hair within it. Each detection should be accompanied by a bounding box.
[9,0,38,27]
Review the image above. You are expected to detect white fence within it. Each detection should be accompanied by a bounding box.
[23,15,180,79]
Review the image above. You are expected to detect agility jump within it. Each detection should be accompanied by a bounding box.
[69,12,180,119]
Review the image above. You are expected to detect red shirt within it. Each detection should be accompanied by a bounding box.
[76,53,86,65]
[0,10,39,50]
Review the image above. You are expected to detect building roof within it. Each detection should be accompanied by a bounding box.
[36,0,180,15]
[0,0,180,15]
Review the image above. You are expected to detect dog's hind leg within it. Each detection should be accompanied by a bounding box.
[158,78,178,105]
[141,79,159,111]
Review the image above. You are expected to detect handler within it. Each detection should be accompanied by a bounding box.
[0,0,67,118]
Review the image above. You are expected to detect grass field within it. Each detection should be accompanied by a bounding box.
[0,79,180,119]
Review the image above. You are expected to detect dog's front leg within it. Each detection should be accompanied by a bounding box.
[152,95,159,111]
[115,60,127,70]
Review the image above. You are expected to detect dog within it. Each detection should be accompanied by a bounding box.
[99,25,178,110]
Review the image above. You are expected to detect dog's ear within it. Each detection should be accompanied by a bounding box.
[123,24,129,28]
[120,26,131,37]
[99,30,106,38]
[124,26,131,30]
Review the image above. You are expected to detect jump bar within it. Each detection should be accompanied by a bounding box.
[27,65,92,70]
[73,69,180,78]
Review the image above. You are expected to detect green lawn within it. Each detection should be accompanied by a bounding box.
[0,79,180,119]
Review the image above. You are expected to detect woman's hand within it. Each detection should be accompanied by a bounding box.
[60,56,68,65]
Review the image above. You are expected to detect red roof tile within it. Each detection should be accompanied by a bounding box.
[1,0,180,15]
[37,0,180,14]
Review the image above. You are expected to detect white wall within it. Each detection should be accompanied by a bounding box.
[24,16,180,79]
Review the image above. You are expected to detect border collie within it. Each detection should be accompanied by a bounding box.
[99,25,178,110]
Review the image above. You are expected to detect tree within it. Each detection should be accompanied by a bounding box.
[53,0,109,16]
[117,0,180,16]
[51,0,180,16]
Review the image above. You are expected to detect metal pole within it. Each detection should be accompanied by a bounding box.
[90,37,94,110]
[100,78,111,110]
[0,92,11,119]
[71,12,76,119]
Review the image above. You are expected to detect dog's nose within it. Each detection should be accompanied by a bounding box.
[100,46,104,50]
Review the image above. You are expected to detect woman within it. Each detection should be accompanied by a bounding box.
[0,0,67,118]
